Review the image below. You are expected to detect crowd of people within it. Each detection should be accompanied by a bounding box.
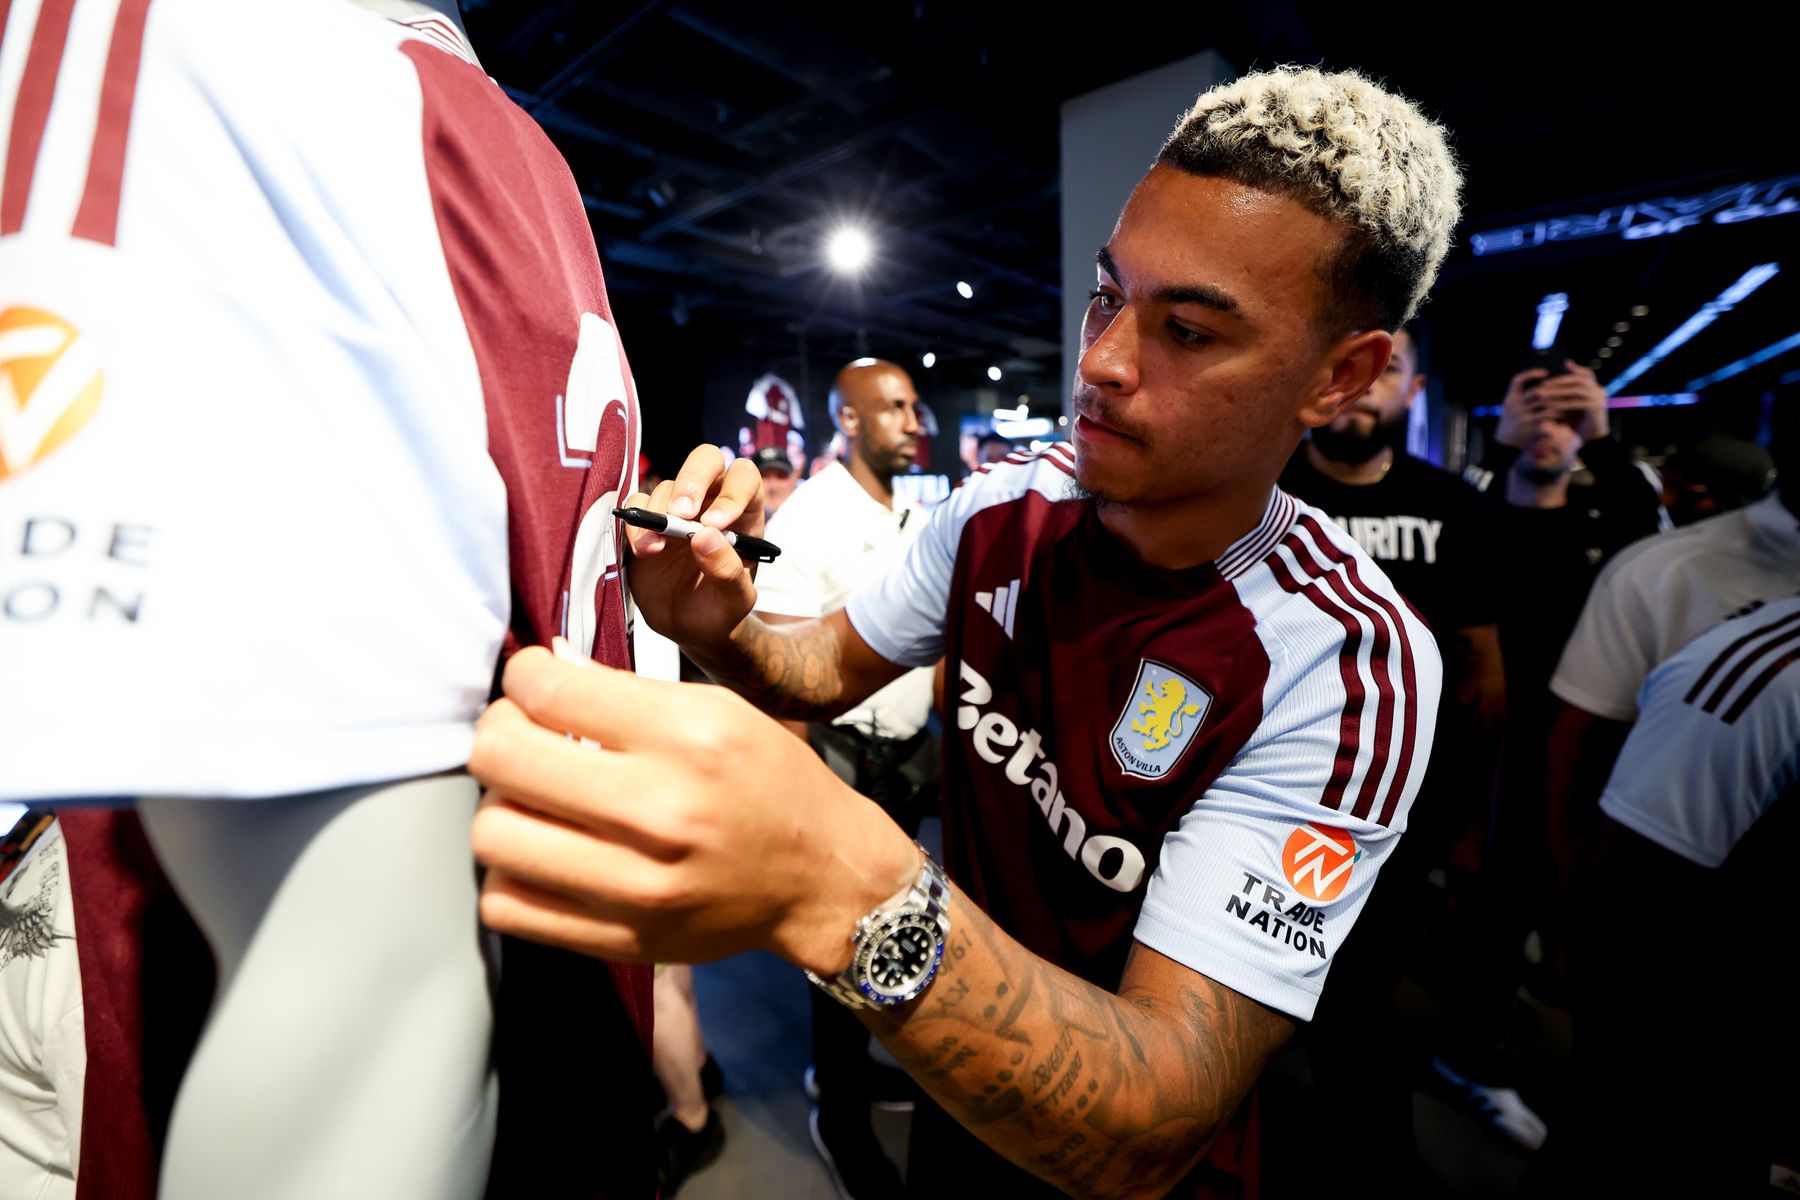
[1,3,1792,1198]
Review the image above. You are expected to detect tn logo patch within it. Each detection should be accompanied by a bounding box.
[0,306,103,481]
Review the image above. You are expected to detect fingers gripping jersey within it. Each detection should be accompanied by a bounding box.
[847,448,1441,1020]
[0,0,640,799]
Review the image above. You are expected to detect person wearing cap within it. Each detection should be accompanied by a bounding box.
[754,444,800,519]
[1658,432,1776,527]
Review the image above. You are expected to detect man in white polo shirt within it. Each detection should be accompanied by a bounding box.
[755,357,936,1199]
[1543,415,1799,890]
[1534,591,1800,1192]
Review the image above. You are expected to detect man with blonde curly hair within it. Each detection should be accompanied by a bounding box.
[466,66,1462,1199]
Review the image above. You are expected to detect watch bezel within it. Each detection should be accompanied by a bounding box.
[851,909,947,1006]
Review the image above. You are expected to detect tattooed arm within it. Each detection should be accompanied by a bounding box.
[686,608,908,723]
[866,896,1293,1199]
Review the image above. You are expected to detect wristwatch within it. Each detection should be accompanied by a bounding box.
[805,846,952,1009]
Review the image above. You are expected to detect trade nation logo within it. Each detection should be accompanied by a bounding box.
[0,306,103,481]
[1281,823,1361,904]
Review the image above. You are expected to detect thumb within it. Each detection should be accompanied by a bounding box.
[690,525,751,587]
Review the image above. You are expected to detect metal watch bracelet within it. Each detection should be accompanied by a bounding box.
[804,844,952,1010]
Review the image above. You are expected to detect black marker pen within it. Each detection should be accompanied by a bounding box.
[614,507,782,563]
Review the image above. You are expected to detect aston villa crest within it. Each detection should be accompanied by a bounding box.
[1110,659,1212,780]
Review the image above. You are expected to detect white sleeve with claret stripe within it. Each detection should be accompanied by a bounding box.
[1134,509,1442,1021]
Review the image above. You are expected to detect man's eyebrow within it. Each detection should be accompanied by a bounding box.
[1096,246,1242,317]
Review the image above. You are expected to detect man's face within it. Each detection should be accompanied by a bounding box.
[1074,167,1372,508]
[761,467,797,515]
[1310,330,1422,465]
[1517,412,1581,481]
[846,366,922,479]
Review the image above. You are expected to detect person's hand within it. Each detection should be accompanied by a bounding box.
[468,647,919,974]
[1496,363,1609,447]
[1532,362,1609,444]
[622,444,766,653]
[1494,368,1550,448]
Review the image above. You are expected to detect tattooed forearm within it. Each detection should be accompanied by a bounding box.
[689,615,847,721]
[866,894,1294,1200]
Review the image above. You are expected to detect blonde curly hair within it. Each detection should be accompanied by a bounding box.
[1159,66,1462,331]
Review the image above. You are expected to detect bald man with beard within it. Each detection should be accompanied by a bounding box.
[753,359,937,1199]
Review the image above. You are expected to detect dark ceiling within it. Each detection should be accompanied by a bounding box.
[461,1,1798,447]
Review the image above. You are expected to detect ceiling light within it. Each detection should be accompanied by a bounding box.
[1608,263,1780,394]
[921,351,936,369]
[1631,305,1650,317]
[987,365,1003,382]
[957,281,975,300]
[1532,293,1569,351]
[825,226,873,274]
[1606,336,1623,347]
[1613,321,1631,333]
[1686,330,1800,390]
[1598,347,1613,358]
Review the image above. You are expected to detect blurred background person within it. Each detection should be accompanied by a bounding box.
[755,444,800,519]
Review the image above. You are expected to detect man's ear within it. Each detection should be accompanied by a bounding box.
[838,405,860,438]
[1298,329,1392,429]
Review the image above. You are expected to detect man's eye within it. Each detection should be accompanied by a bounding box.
[1167,323,1212,348]
[1087,289,1120,314]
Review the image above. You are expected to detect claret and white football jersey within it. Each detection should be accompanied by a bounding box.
[847,445,1442,1020]
[0,0,641,800]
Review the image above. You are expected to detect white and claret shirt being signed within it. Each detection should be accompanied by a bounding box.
[848,446,1442,1021]
[0,0,643,799]
[0,4,651,1194]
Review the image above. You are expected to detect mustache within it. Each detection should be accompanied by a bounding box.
[1071,390,1151,444]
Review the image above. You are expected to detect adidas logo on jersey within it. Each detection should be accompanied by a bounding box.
[957,660,1147,893]
[973,579,1020,639]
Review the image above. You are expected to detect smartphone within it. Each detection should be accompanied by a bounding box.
[1527,348,1573,380]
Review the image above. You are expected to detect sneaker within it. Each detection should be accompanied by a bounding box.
[803,1063,916,1113]
[1430,1056,1549,1152]
[657,1108,726,1197]
[809,1104,905,1200]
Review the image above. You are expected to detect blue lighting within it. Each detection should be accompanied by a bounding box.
[1606,264,1780,395]
[1470,393,1701,417]
[1686,330,1800,390]
[1532,293,1569,351]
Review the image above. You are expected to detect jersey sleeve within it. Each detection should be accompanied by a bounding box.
[845,461,1047,668]
[1133,552,1443,1022]
[1599,608,1800,868]
[1548,545,1664,721]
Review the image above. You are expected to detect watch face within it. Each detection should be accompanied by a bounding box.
[856,913,943,1004]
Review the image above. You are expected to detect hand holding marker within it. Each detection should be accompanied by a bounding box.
[613,507,782,563]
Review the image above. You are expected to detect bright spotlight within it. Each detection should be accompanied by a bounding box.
[957,281,975,300]
[921,352,937,369]
[987,365,1003,382]
[826,226,873,274]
